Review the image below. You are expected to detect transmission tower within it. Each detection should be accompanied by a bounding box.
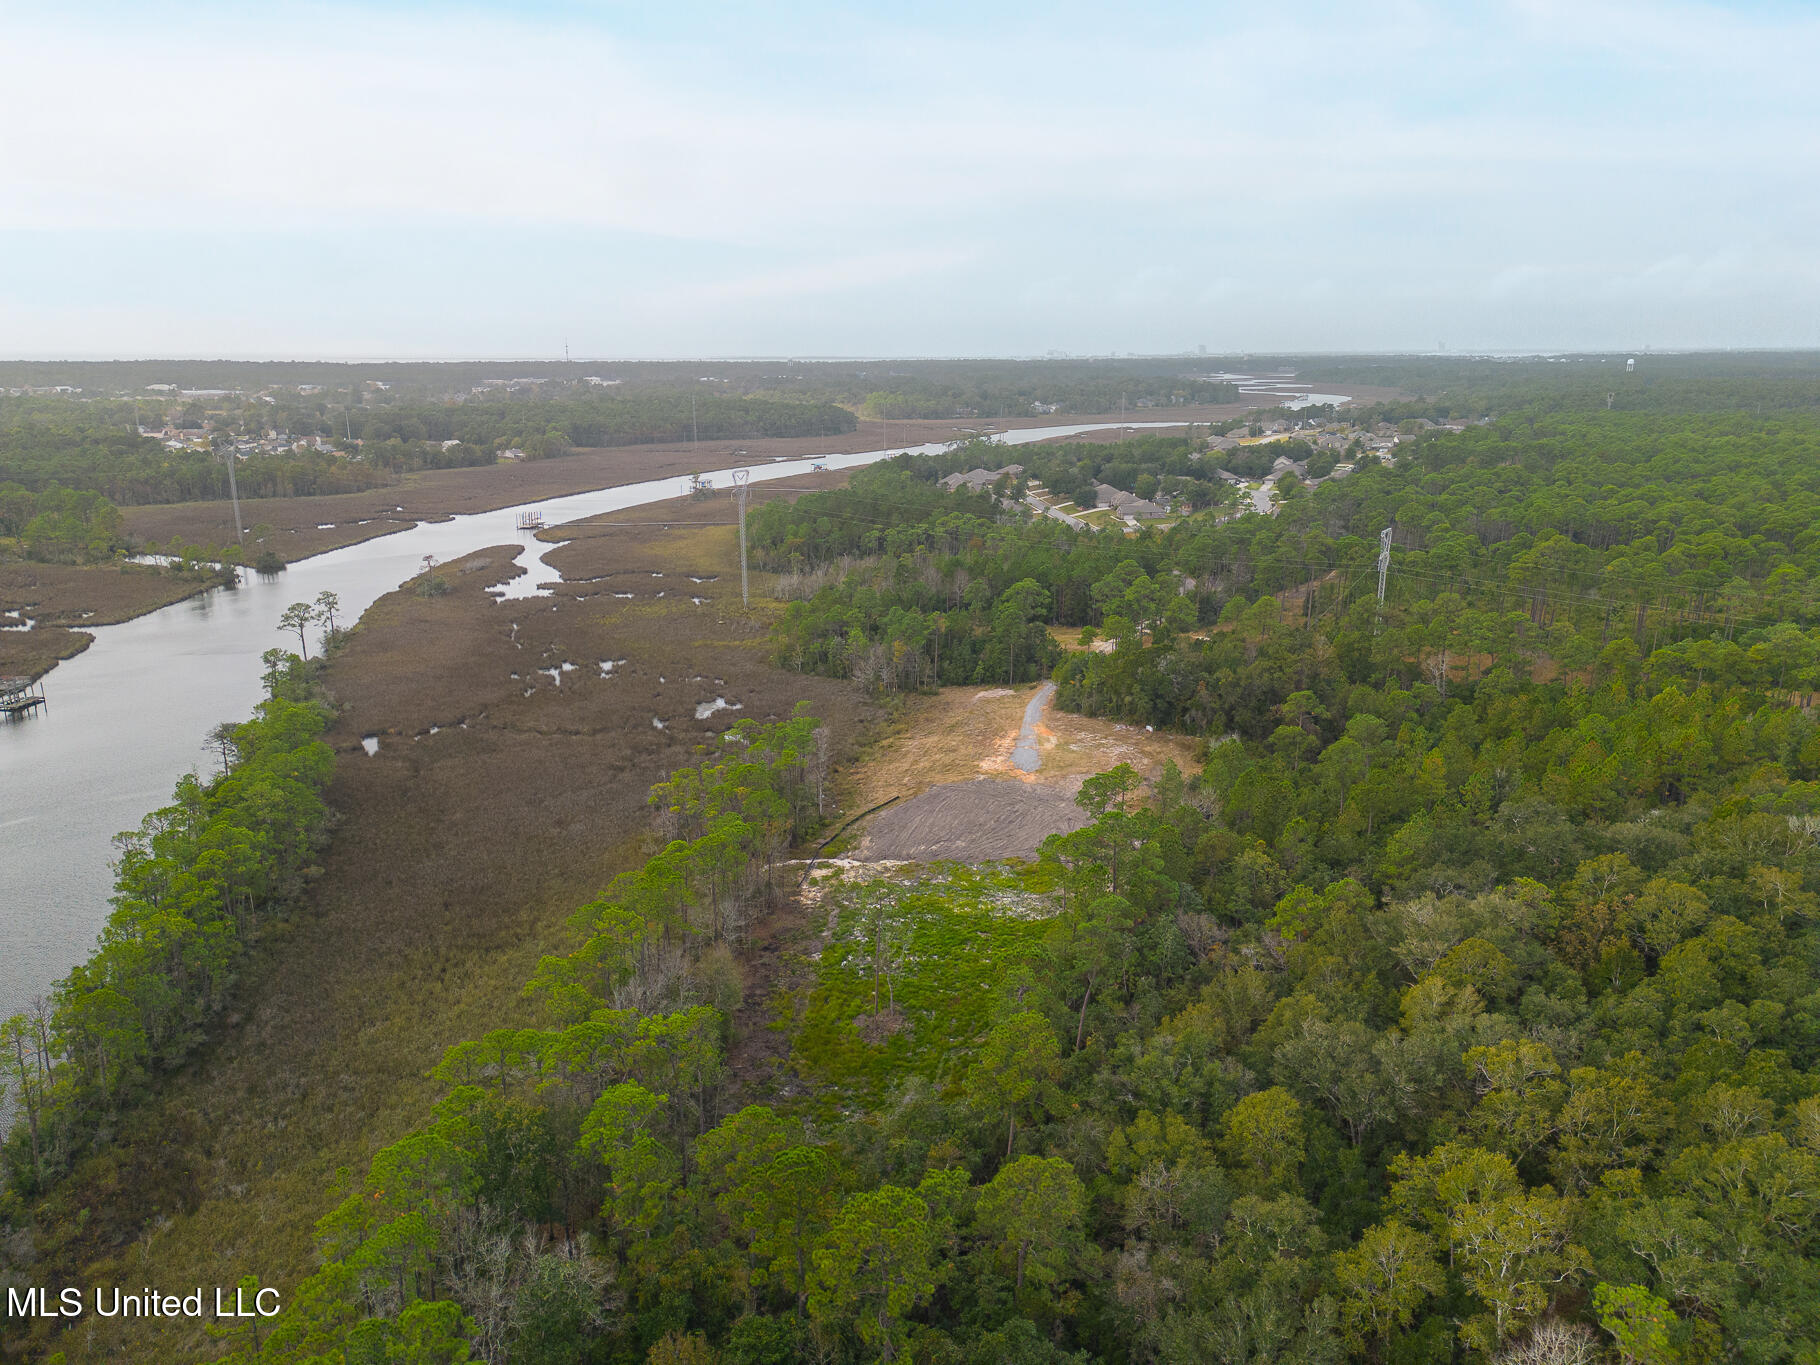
[732,468,751,606]
[222,445,244,546]
[1374,526,1393,633]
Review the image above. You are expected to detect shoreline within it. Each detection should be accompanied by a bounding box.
[5,384,1390,689]
[3,404,1254,688]
[0,559,237,684]
[11,485,878,1362]
[117,403,1275,564]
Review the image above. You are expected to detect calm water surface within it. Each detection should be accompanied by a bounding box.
[0,421,1209,1022]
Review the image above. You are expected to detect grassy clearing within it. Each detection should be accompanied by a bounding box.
[795,861,1057,1099]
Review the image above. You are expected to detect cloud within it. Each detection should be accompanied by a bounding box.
[2,0,1818,353]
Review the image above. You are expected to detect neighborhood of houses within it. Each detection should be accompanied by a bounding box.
[935,413,1465,534]
[11,374,1480,518]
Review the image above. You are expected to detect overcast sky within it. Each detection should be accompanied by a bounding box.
[2,0,1816,358]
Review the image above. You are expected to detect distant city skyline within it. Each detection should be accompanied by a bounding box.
[4,0,1816,358]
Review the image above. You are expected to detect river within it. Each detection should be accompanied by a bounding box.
[0,418,1218,1024]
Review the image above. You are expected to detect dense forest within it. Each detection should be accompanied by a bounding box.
[0,356,1252,409]
[1290,353,1820,423]
[0,484,124,562]
[10,394,1820,1363]
[857,377,1239,419]
[753,412,1820,713]
[170,677,1820,1361]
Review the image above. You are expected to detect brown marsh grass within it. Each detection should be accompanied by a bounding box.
[17,494,874,1364]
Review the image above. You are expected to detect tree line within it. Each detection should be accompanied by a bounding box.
[0,392,855,507]
[0,483,124,562]
[0,685,335,1196]
[859,378,1239,420]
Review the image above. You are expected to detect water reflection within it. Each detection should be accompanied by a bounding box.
[0,417,1280,1021]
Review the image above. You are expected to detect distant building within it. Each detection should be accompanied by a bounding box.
[940,464,1022,492]
[1092,484,1169,520]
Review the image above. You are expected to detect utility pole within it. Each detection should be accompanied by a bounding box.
[732,468,750,606]
[224,445,244,546]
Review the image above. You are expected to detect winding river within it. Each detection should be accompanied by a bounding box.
[0,418,1235,1024]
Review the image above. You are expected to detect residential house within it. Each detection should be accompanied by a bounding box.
[940,464,1023,493]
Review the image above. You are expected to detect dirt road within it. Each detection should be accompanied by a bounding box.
[846,683,1198,864]
[1011,681,1056,772]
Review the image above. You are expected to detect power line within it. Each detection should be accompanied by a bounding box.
[733,468,751,607]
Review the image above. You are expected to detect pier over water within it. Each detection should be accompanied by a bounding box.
[0,676,45,719]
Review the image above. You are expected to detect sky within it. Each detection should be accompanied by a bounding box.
[1,0,1817,358]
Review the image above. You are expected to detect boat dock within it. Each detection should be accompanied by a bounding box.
[0,676,46,719]
[516,511,546,531]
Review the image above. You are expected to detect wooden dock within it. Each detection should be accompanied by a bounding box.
[516,511,545,531]
[0,676,46,719]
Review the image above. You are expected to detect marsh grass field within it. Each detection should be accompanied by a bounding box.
[12,489,877,1363]
[0,558,230,680]
[116,408,1243,566]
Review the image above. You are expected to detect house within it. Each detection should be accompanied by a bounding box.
[498,447,527,462]
[1092,482,1134,509]
[1092,484,1169,520]
[940,464,1023,492]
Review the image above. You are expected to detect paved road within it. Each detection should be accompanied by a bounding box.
[1012,681,1056,772]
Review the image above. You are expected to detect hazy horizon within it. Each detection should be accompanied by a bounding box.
[6,1,1817,357]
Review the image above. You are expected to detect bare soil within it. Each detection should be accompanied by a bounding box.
[842,682,1202,863]
[858,780,1089,862]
